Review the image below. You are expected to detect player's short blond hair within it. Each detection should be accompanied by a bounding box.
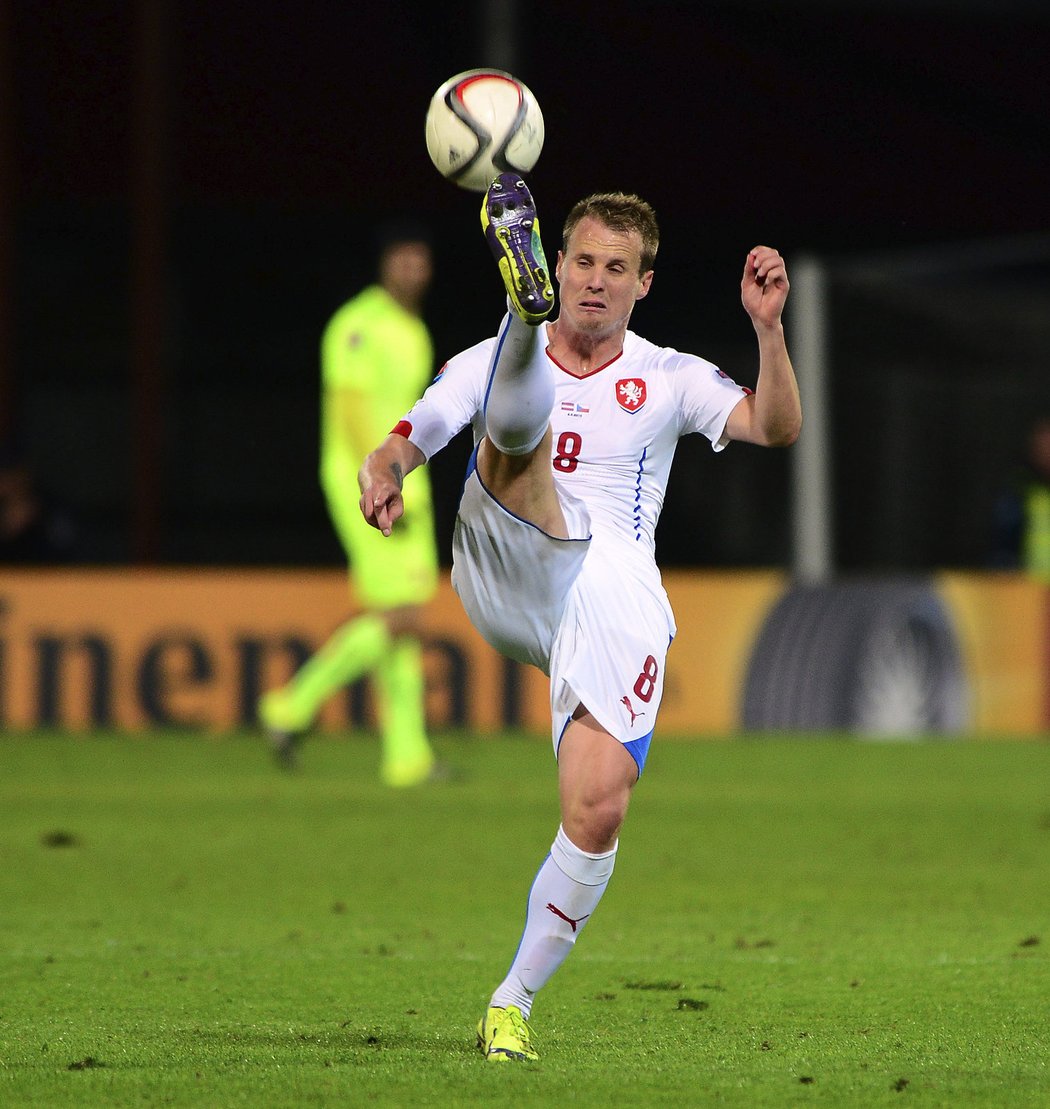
[562,193,660,274]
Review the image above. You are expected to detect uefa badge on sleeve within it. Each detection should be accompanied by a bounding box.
[616,378,647,413]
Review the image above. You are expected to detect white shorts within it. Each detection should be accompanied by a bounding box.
[452,461,675,773]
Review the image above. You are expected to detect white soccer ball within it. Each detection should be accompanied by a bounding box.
[424,69,544,192]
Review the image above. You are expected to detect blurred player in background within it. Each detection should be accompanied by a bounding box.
[0,440,79,563]
[258,225,441,786]
[359,175,801,1060]
[991,413,1050,582]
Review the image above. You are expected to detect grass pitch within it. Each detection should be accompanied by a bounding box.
[0,731,1047,1107]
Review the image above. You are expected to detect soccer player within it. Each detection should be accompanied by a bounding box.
[358,175,802,1058]
[258,225,441,786]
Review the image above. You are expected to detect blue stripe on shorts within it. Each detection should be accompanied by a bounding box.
[624,727,654,775]
[556,716,655,777]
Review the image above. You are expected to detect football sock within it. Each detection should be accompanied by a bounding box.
[372,636,434,784]
[270,612,391,729]
[490,825,617,1018]
[483,310,554,457]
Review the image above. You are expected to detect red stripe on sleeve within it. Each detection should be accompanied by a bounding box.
[391,420,413,439]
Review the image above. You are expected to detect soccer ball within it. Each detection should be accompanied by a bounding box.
[424,69,544,192]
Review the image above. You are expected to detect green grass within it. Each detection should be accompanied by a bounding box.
[0,732,1048,1107]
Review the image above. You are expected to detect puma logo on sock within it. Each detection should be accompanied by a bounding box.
[546,902,590,933]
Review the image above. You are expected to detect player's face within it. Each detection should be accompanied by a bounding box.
[555,217,653,340]
[381,242,433,306]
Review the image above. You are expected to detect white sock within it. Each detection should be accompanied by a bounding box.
[483,310,554,456]
[489,825,617,1018]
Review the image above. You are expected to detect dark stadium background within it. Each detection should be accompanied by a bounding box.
[4,0,1048,569]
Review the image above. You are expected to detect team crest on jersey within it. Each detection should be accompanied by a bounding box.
[616,378,647,413]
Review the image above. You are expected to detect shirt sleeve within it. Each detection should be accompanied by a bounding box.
[672,352,750,452]
[322,305,377,392]
[400,337,493,460]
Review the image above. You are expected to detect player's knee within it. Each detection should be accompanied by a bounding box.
[483,371,554,456]
[485,417,549,457]
[563,792,628,854]
[382,605,425,638]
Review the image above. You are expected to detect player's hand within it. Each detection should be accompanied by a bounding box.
[741,246,789,330]
[359,480,404,537]
[358,433,424,535]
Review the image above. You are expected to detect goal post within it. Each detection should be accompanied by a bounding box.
[788,254,834,583]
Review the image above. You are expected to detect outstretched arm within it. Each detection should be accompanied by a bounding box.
[724,246,802,447]
[358,433,426,536]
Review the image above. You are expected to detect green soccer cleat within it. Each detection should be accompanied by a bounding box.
[481,173,554,325]
[380,751,436,789]
[476,1004,539,1062]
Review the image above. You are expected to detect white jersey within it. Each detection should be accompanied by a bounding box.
[404,322,748,758]
[403,326,749,560]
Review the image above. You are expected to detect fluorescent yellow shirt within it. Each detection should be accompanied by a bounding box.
[319,284,434,515]
[318,284,439,607]
[1023,484,1050,583]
